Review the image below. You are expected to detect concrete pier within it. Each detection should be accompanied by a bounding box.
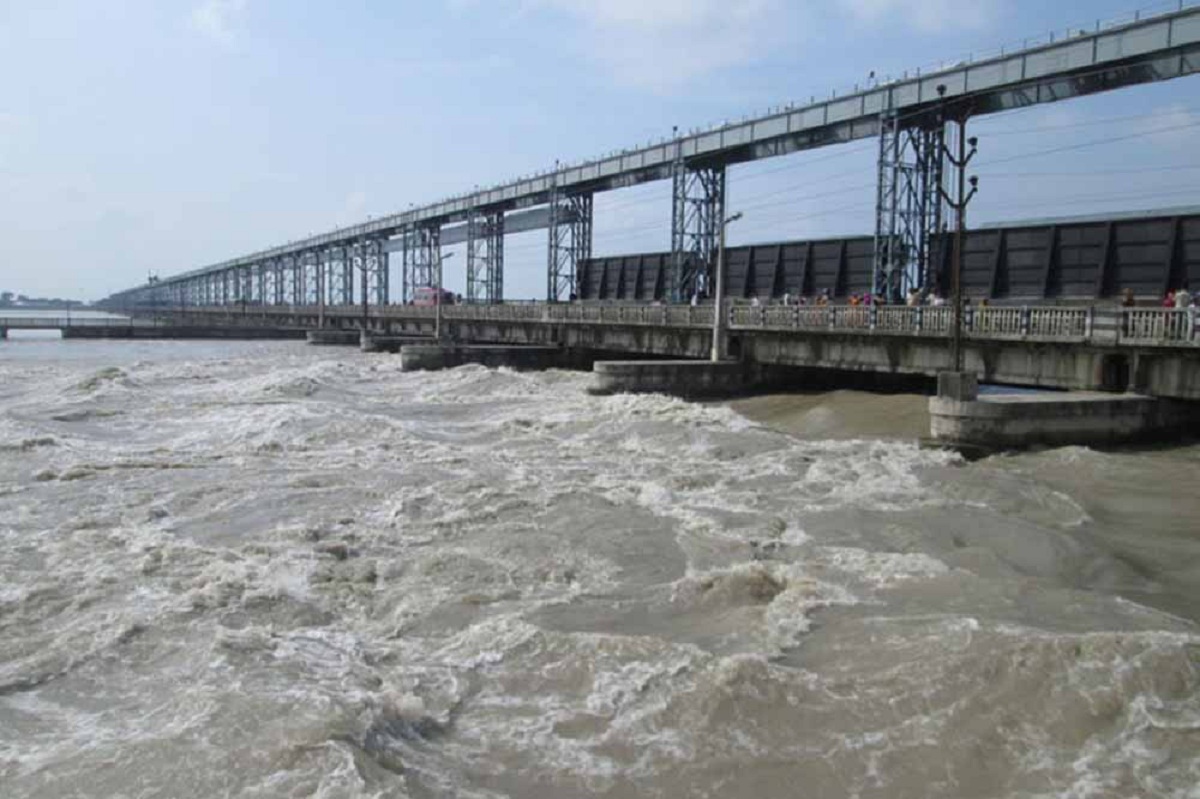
[590,360,755,397]
[306,329,361,346]
[929,390,1200,453]
[359,331,433,353]
[399,344,571,372]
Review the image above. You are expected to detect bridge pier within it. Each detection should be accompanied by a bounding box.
[928,390,1200,454]
[399,344,580,372]
[590,359,757,398]
[306,329,360,346]
[359,330,432,353]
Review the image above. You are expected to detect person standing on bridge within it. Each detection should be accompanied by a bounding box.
[1174,283,1191,309]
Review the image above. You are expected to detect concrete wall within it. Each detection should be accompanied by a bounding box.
[125,308,1200,400]
[930,393,1200,450]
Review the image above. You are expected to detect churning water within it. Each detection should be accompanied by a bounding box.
[1,338,1198,798]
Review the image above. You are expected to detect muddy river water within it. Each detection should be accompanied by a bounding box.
[1,338,1197,797]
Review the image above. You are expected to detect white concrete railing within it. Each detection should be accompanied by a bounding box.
[724,304,1091,339]
[0,315,145,329]
[1121,308,1198,343]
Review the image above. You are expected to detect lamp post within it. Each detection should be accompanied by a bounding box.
[435,251,456,341]
[938,118,977,373]
[711,211,743,362]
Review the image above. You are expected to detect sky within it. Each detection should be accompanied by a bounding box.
[1,0,1198,301]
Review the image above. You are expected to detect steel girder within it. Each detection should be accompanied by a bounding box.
[547,192,592,302]
[467,210,505,303]
[873,110,946,300]
[670,161,725,303]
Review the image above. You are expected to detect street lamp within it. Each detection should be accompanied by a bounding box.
[711,211,744,362]
[435,251,456,341]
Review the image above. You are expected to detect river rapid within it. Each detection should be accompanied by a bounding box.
[1,337,1198,798]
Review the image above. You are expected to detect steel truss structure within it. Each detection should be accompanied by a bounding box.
[322,246,348,306]
[670,161,725,303]
[96,6,1200,312]
[353,238,388,306]
[547,191,592,302]
[873,110,946,300]
[466,210,505,303]
[402,225,441,303]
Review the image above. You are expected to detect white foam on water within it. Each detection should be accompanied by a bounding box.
[3,348,1199,797]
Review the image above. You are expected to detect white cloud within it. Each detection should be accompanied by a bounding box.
[837,0,1001,33]
[189,0,247,46]
[527,0,789,91]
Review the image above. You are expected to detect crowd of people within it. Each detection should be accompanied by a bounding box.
[687,284,1198,310]
[707,287,951,308]
[1156,283,1195,309]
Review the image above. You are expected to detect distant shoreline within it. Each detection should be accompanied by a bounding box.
[0,304,90,312]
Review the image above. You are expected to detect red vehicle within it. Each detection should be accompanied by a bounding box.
[411,286,456,306]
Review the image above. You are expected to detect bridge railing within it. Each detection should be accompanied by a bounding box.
[0,315,141,329]
[1120,308,1197,344]
[127,303,1200,348]
[1026,307,1089,338]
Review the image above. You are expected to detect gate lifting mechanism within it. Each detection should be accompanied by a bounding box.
[873,108,946,301]
[402,225,442,303]
[467,209,505,303]
[670,160,726,304]
[547,188,593,302]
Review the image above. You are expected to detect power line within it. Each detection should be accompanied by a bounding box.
[982,119,1200,167]
[979,163,1200,178]
[974,106,1198,135]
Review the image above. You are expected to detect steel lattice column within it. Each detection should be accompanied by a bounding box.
[467,210,505,303]
[873,110,946,300]
[350,241,366,311]
[325,246,347,306]
[366,239,388,306]
[405,225,440,300]
[274,259,285,305]
[400,230,410,303]
[670,162,725,303]
[547,193,592,302]
[295,252,308,305]
[341,246,355,305]
[312,250,326,307]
